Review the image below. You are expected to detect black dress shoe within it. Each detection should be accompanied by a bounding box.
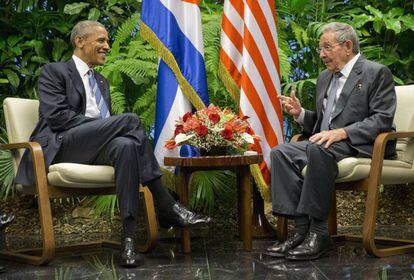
[285,231,333,261]
[158,203,212,228]
[265,233,306,257]
[0,213,14,230]
[120,238,142,268]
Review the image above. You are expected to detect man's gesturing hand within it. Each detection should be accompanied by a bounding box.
[279,90,302,118]
[309,128,348,148]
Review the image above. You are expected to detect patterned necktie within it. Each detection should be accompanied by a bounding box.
[320,72,342,131]
[88,69,110,118]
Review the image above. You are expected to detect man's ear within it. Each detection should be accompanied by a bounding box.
[344,40,353,53]
[74,36,84,49]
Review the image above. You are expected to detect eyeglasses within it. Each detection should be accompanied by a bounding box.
[317,42,345,53]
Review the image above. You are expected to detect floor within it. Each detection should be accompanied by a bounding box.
[1,226,414,279]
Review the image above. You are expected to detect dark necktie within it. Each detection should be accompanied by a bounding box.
[320,72,342,131]
[88,69,110,119]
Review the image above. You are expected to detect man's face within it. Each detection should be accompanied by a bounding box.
[75,26,110,67]
[319,31,353,72]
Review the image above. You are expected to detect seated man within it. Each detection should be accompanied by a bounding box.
[15,20,211,268]
[267,22,396,260]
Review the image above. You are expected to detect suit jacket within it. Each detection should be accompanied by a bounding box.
[16,59,111,186]
[301,55,396,158]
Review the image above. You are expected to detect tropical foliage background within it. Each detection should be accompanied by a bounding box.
[0,0,413,215]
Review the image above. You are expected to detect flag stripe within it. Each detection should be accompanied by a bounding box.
[245,0,281,75]
[142,0,209,105]
[142,0,209,168]
[243,27,282,120]
[219,49,241,87]
[228,0,244,18]
[221,14,243,54]
[219,0,284,189]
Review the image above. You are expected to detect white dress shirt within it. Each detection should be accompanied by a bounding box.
[72,55,101,118]
[296,53,361,125]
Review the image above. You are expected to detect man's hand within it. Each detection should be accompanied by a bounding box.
[279,90,302,118]
[309,128,348,148]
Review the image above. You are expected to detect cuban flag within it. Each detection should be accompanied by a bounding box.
[141,0,209,168]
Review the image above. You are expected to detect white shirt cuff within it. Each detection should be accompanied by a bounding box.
[294,108,305,125]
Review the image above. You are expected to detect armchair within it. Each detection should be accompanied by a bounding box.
[0,98,158,265]
[277,84,414,257]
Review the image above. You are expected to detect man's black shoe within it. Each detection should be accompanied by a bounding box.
[265,233,306,257]
[0,213,14,230]
[285,231,333,261]
[120,238,142,268]
[158,203,211,228]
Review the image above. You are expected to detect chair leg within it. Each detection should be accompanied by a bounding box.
[136,186,158,252]
[362,179,414,257]
[0,181,55,265]
[328,195,337,235]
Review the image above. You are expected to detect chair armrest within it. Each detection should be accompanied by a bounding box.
[290,134,307,143]
[368,131,414,186]
[0,142,49,194]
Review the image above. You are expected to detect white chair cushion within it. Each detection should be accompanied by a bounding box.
[302,157,414,185]
[47,163,115,188]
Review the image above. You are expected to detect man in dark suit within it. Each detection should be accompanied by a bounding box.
[15,20,211,267]
[266,22,396,260]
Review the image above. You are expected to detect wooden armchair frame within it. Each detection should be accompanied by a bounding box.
[277,130,414,258]
[0,111,159,266]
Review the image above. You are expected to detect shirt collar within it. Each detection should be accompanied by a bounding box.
[338,52,360,78]
[72,54,91,77]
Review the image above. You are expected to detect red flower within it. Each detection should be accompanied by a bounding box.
[182,112,193,122]
[196,125,208,137]
[221,128,234,140]
[208,112,220,124]
[174,125,184,136]
[165,139,177,149]
[183,118,200,131]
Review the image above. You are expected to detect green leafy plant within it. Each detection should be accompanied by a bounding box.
[189,170,236,213]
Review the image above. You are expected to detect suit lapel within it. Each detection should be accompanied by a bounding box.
[331,56,364,121]
[316,73,332,116]
[67,59,87,113]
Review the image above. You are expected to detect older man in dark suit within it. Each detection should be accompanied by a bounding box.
[266,22,396,260]
[15,20,210,267]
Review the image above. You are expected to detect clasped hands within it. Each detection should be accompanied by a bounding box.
[279,90,347,148]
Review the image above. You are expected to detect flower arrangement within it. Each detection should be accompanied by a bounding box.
[165,104,260,154]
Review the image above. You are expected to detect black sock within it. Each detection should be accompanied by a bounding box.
[294,215,310,236]
[310,218,329,236]
[145,178,176,213]
[122,216,136,239]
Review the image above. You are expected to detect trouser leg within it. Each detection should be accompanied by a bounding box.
[270,141,308,217]
[53,113,163,183]
[53,113,163,219]
[271,140,356,220]
[297,141,357,220]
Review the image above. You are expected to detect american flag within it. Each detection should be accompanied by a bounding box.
[219,0,284,193]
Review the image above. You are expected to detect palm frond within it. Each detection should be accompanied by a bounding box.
[110,88,127,114]
[81,195,118,218]
[114,13,140,45]
[188,170,236,213]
